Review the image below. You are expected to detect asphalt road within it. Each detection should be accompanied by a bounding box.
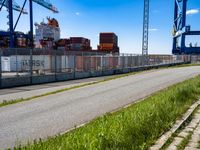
[0,75,122,102]
[0,75,120,96]
[0,66,200,149]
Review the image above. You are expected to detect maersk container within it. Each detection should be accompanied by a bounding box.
[5,55,62,73]
[1,57,11,72]
[9,55,51,72]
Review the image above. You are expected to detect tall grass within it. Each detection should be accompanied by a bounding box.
[14,75,200,150]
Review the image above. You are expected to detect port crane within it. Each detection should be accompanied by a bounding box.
[0,0,58,48]
[142,0,149,55]
[142,0,200,55]
[0,0,27,13]
[172,0,200,54]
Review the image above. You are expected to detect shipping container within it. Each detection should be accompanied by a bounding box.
[1,57,11,72]
[98,32,120,53]
[1,55,62,73]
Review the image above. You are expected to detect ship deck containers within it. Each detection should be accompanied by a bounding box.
[98,32,119,53]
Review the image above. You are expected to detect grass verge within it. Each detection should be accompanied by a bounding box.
[13,75,200,150]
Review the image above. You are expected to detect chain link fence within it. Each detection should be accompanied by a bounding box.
[0,48,192,88]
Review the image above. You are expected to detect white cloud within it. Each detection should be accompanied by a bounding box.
[75,12,80,16]
[149,28,158,32]
[186,9,199,15]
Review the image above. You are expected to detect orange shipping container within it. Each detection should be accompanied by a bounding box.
[101,43,114,47]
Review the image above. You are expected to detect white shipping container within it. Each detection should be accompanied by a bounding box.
[1,57,11,72]
[9,55,53,72]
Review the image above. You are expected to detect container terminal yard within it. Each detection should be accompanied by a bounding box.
[0,0,200,150]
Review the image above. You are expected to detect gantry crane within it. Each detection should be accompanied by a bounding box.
[0,0,27,13]
[172,0,200,54]
[142,0,149,55]
[0,0,58,48]
[142,0,200,55]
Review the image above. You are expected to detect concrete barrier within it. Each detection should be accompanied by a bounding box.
[0,62,188,89]
[2,76,31,88]
[32,75,56,84]
[102,70,114,76]
[75,72,91,79]
[55,73,74,82]
[90,71,103,77]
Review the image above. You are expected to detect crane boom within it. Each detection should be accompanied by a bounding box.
[0,0,27,14]
[0,0,59,48]
[32,0,58,13]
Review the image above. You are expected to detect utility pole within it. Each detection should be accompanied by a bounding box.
[142,0,149,55]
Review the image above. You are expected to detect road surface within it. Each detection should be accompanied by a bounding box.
[0,66,200,149]
[0,75,122,103]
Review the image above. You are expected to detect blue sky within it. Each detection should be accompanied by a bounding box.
[0,0,199,54]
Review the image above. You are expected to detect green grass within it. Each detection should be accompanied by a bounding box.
[13,75,200,150]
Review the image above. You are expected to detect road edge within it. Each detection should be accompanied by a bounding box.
[149,99,200,150]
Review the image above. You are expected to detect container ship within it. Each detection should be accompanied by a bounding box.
[0,17,120,54]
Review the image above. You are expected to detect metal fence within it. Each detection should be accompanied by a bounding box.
[191,55,200,63]
[0,48,192,88]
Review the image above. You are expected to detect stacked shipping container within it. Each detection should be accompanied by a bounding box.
[70,37,92,51]
[56,37,92,51]
[98,32,119,53]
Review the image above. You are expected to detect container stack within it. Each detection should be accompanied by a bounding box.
[56,39,71,50]
[98,33,119,53]
[0,36,9,48]
[70,37,92,51]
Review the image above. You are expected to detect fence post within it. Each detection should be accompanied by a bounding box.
[122,54,125,69]
[90,53,92,76]
[30,48,33,84]
[190,55,192,63]
[0,49,2,88]
[73,55,76,79]
[15,49,18,77]
[55,49,57,81]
